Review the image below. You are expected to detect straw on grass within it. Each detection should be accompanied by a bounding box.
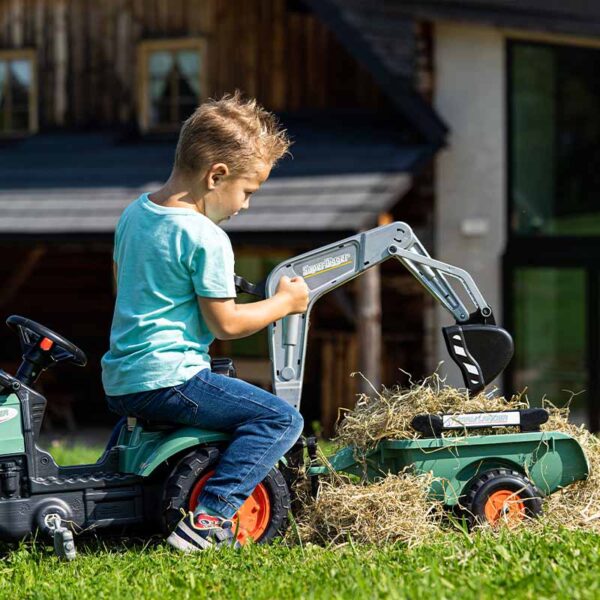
[293,374,600,545]
[293,471,443,547]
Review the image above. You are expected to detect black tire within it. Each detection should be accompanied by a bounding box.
[462,468,543,528]
[162,446,290,544]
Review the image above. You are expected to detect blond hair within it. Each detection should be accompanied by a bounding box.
[174,92,291,176]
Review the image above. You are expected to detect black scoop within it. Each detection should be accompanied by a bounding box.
[442,324,514,394]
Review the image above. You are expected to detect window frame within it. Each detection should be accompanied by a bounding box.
[0,48,38,137]
[136,38,207,133]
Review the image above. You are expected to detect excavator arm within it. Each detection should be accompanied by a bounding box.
[245,222,512,410]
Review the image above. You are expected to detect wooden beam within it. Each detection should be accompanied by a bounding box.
[9,0,24,48]
[355,213,391,394]
[53,0,67,126]
[357,264,381,394]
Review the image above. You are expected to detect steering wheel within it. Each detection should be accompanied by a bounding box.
[6,315,88,367]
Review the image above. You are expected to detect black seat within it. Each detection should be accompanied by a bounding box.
[411,408,549,437]
[135,419,178,431]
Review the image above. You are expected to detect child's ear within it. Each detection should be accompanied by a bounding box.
[207,163,229,189]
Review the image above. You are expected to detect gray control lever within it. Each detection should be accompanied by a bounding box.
[280,314,301,381]
[234,274,266,298]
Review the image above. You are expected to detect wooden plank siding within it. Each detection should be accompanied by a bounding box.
[0,0,389,130]
[0,0,432,433]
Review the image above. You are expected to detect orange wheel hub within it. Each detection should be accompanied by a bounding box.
[188,470,271,545]
[484,490,526,526]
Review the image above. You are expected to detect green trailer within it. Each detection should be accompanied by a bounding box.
[308,426,590,526]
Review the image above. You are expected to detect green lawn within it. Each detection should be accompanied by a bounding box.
[2,528,598,599]
[2,445,596,599]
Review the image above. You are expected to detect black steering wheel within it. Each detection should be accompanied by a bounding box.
[6,315,87,367]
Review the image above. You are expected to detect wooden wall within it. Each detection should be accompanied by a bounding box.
[0,242,115,429]
[0,0,388,130]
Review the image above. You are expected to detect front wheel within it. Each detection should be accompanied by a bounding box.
[163,446,290,545]
[462,468,543,528]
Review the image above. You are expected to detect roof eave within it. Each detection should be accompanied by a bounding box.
[305,0,448,147]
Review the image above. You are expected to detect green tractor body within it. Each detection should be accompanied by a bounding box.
[0,393,25,455]
[116,423,231,476]
[0,257,592,553]
[0,365,590,544]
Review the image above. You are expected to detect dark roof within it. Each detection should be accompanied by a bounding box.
[0,133,173,190]
[0,113,435,236]
[372,1,600,38]
[304,0,600,144]
[305,0,448,146]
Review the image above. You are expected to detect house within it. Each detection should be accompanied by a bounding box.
[0,0,441,434]
[306,0,600,431]
[1,0,598,432]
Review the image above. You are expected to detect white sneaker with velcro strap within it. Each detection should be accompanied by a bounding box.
[166,510,241,552]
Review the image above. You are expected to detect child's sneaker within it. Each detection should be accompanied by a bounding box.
[166,510,240,552]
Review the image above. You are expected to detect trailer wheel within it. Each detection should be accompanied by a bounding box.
[463,468,543,528]
[163,446,290,545]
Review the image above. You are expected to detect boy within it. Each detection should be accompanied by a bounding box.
[102,93,308,552]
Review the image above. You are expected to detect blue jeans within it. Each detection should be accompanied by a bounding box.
[106,368,304,518]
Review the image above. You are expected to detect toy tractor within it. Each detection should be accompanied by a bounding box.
[0,222,589,558]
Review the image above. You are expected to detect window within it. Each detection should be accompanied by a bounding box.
[137,39,206,132]
[0,49,37,136]
[509,41,600,236]
[506,40,600,432]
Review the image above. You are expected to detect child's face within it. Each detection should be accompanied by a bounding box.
[206,161,271,224]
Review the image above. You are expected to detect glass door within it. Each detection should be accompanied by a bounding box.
[509,266,599,429]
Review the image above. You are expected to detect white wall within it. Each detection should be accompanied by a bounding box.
[433,23,506,387]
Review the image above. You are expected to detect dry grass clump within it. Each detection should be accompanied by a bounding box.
[335,373,525,450]
[294,470,443,547]
[542,406,600,533]
[292,375,600,545]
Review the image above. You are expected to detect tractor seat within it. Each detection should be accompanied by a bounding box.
[126,416,177,431]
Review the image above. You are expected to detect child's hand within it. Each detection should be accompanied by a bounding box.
[276,276,309,314]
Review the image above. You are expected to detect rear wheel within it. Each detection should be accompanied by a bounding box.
[163,446,290,545]
[463,468,543,528]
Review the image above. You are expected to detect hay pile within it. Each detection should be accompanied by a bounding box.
[542,407,600,532]
[292,375,600,546]
[335,374,526,449]
[294,469,444,547]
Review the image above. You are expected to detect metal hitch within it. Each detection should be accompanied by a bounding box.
[45,514,76,561]
[443,324,514,394]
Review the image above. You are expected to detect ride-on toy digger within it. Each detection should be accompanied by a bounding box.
[0,222,588,558]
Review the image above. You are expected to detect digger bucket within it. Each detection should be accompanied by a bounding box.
[442,324,514,394]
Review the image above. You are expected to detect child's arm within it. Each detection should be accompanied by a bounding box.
[198,276,309,340]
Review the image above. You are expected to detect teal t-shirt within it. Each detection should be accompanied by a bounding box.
[101,193,236,396]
